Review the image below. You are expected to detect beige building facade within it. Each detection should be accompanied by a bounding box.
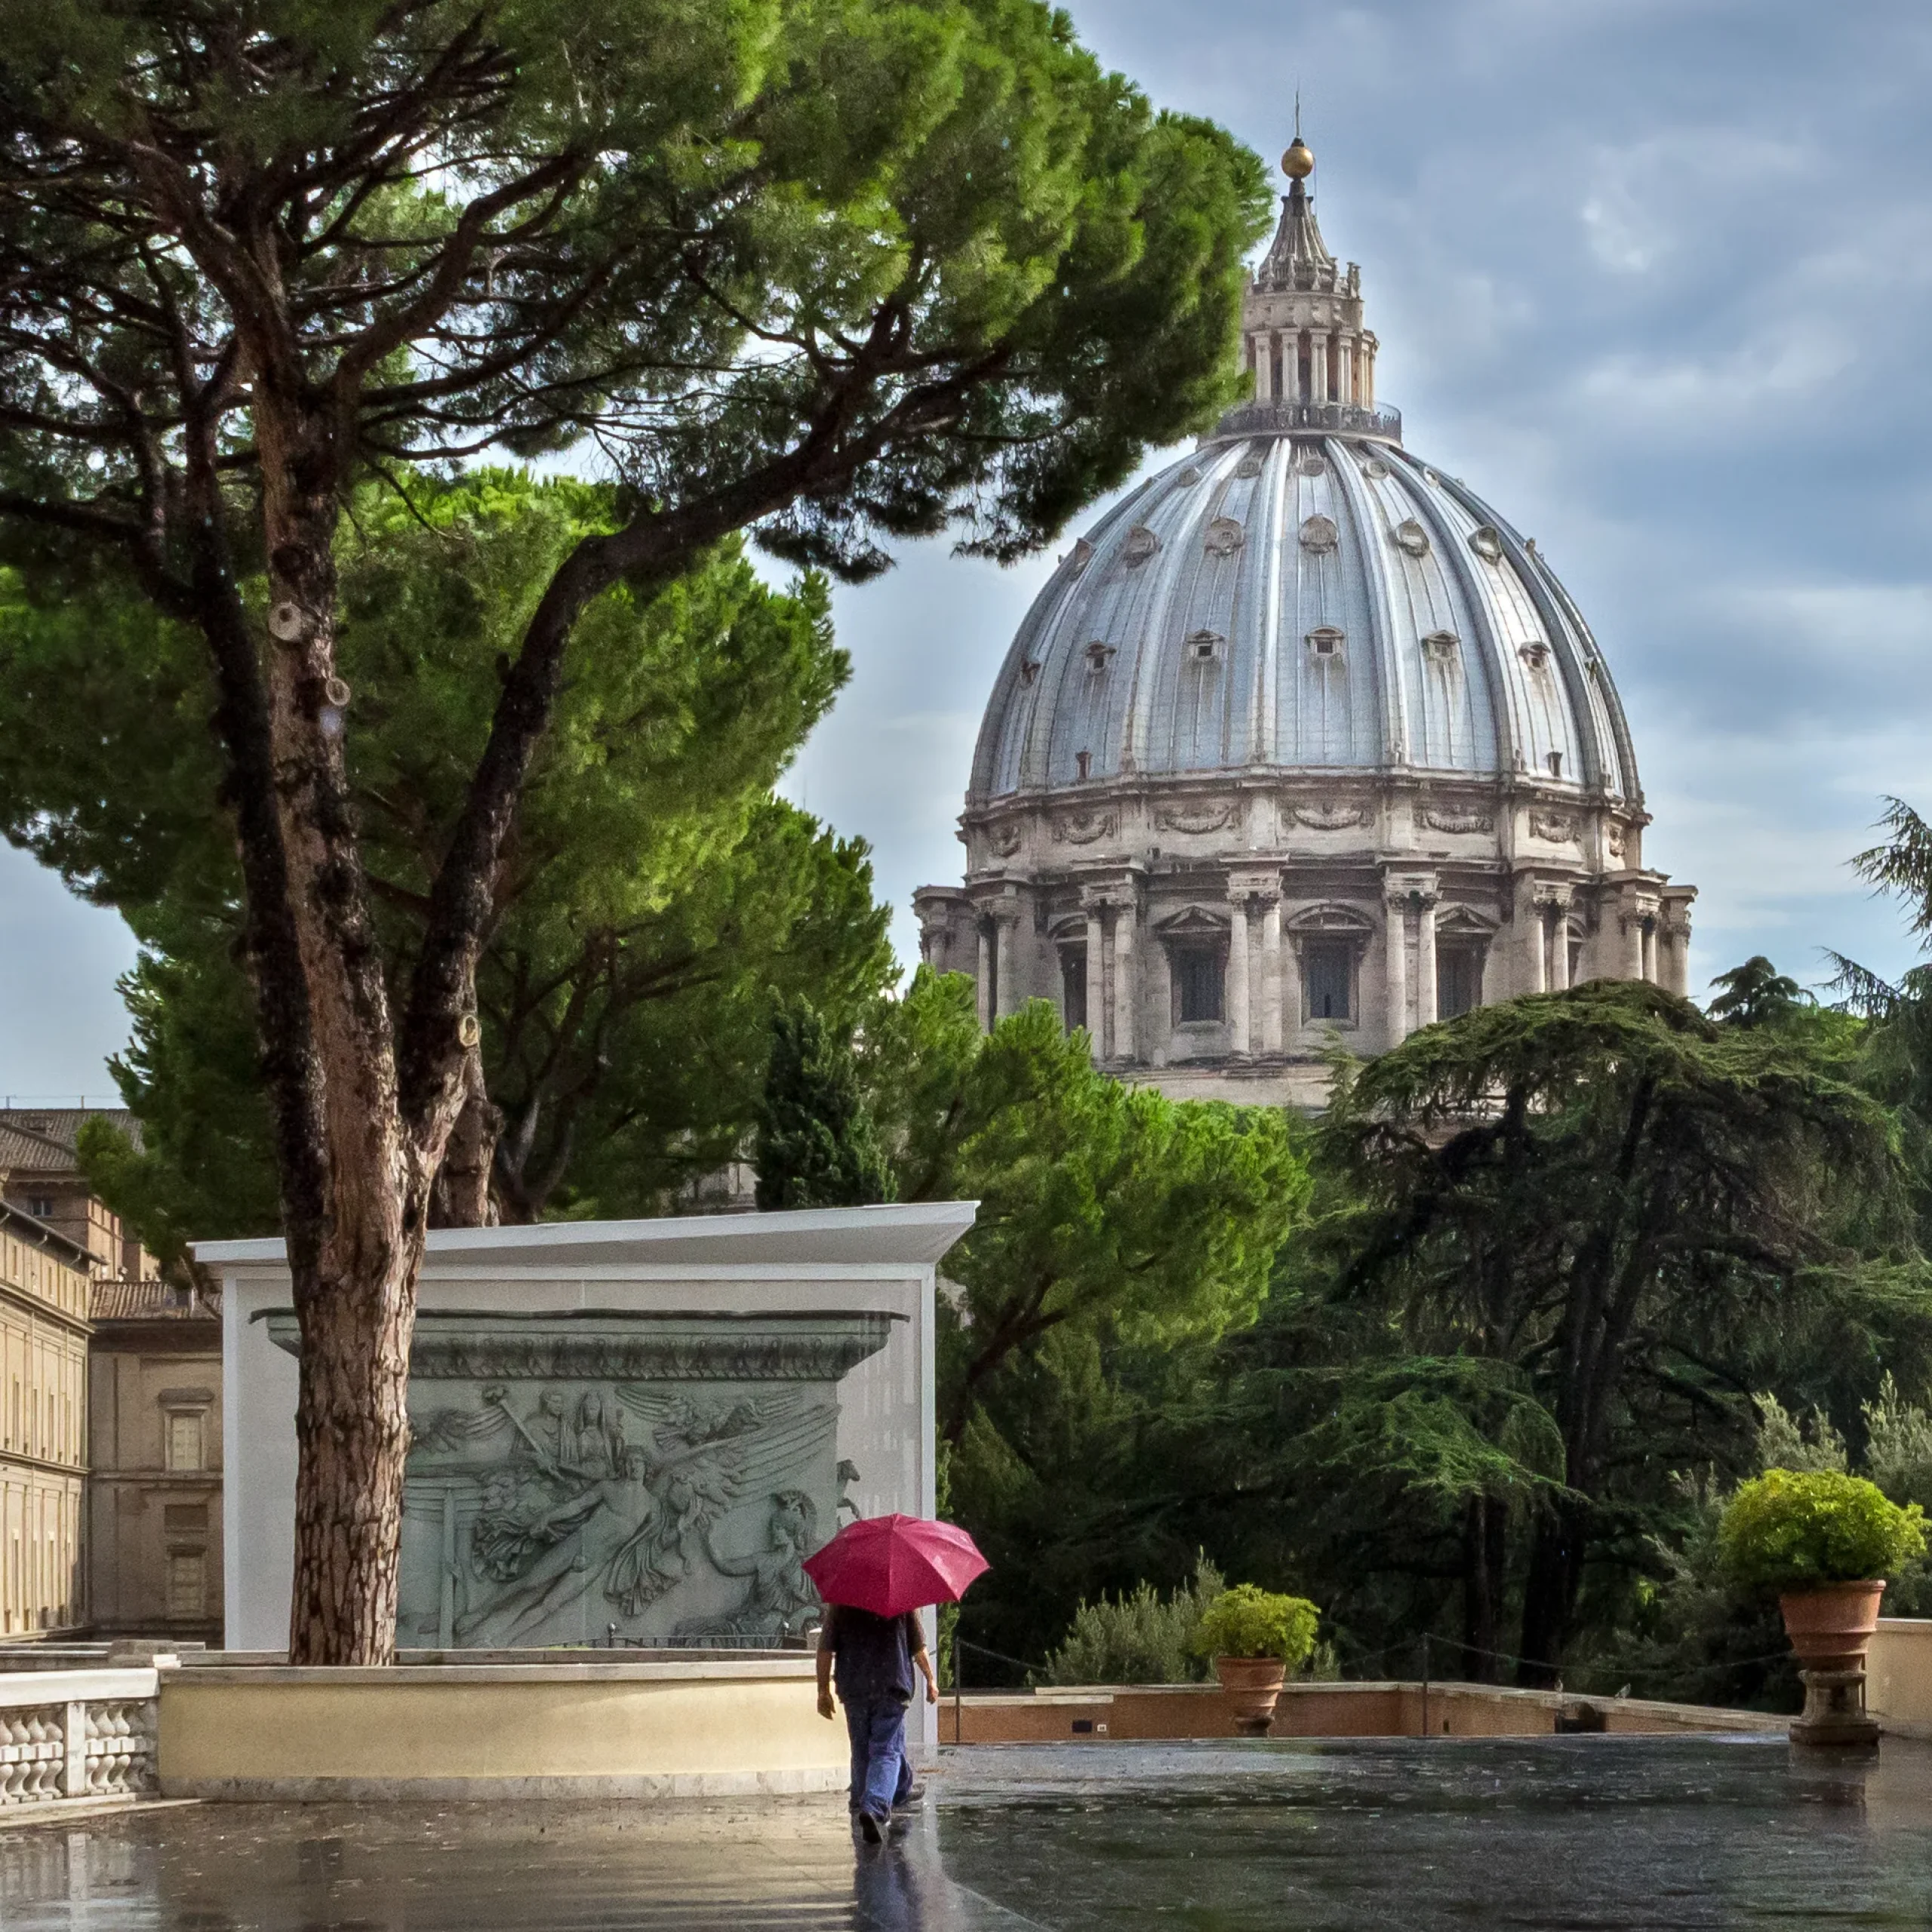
[0,1109,222,1641]
[0,1203,91,1635]
[88,1281,223,1642]
[915,140,1695,1109]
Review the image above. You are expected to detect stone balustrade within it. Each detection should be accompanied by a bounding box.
[0,1668,158,1808]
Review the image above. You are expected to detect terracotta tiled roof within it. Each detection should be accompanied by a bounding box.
[89,1279,220,1322]
[0,1109,143,1171]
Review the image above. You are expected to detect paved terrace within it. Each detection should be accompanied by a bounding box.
[8,1736,1932,1929]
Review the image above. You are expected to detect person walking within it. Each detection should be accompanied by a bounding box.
[816,1602,940,1842]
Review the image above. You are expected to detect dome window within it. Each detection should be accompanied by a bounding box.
[1084,640,1115,673]
[1204,516,1245,558]
[1234,453,1264,479]
[1075,750,1092,781]
[1422,630,1460,663]
[1393,519,1430,558]
[1296,450,1327,478]
[1178,466,1202,486]
[1186,629,1225,664]
[1121,525,1161,566]
[1066,537,1095,574]
[1519,641,1550,671]
[1469,525,1505,562]
[1547,751,1564,779]
[1299,514,1339,553]
[1306,626,1346,660]
[1360,457,1390,481]
[1018,659,1041,687]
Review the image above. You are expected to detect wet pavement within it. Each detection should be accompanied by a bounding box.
[8,1735,1932,1928]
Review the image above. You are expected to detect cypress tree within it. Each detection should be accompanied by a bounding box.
[755,1001,894,1211]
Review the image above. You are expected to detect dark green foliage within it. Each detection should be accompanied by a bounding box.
[755,999,894,1211]
[0,474,895,1241]
[1708,956,1808,1029]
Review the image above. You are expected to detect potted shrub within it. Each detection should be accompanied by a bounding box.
[1194,1585,1320,1735]
[1718,1468,1926,1745]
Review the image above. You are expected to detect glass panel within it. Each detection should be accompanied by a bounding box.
[1305,940,1353,1021]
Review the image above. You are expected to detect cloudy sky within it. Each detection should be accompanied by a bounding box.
[4,0,1931,1097]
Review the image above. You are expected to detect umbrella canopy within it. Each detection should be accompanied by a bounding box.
[803,1513,989,1619]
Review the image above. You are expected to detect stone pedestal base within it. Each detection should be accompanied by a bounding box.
[1789,1668,1880,1749]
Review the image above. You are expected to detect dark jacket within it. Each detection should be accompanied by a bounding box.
[820,1604,921,1704]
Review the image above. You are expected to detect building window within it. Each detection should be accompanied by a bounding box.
[1304,940,1354,1022]
[1060,946,1088,1032]
[1172,943,1225,1025]
[167,1552,207,1620]
[1438,944,1484,1021]
[166,1411,205,1473]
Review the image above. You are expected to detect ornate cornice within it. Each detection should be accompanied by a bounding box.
[261,1310,900,1383]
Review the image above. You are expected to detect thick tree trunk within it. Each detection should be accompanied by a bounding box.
[251,388,441,1666]
[1517,1503,1585,1686]
[1461,1494,1506,1681]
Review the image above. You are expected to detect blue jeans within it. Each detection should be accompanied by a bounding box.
[844,1696,915,1820]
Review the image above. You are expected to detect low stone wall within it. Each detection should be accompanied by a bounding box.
[940,1680,1771,1745]
[0,1668,158,1808]
[158,1656,844,1800]
[1866,1618,1932,1737]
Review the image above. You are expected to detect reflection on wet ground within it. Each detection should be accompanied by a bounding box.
[8,1736,1932,1929]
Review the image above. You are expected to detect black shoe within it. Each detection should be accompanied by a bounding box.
[860,1812,884,1845]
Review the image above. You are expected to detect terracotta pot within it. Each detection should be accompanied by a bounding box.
[1214,1655,1288,1736]
[1779,1580,1886,1672]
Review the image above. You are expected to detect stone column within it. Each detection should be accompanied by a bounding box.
[1339,338,1355,407]
[1643,921,1659,986]
[1259,893,1284,1054]
[1227,893,1251,1056]
[1310,331,1329,405]
[1526,901,1547,996]
[1662,898,1694,997]
[1254,333,1273,401]
[1551,915,1572,991]
[1084,905,1106,1057]
[1622,908,1647,983]
[1415,890,1440,1029]
[1384,888,1409,1049]
[976,924,994,1032]
[994,910,1020,1019]
[1112,896,1138,1063]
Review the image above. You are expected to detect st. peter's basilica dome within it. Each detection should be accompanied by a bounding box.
[915,140,1694,1107]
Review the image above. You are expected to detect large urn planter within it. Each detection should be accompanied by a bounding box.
[1780,1581,1886,1748]
[1717,1469,1926,1753]
[1194,1586,1321,1740]
[1214,1656,1288,1737]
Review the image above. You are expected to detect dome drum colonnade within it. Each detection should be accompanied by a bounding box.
[913,138,1694,1109]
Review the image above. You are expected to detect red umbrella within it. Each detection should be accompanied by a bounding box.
[803,1514,989,1619]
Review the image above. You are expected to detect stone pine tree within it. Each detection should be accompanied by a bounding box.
[755,1001,894,1211]
[0,1,1266,1660]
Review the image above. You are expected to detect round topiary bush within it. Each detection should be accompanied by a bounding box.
[1718,1468,1927,1594]
[1193,1584,1320,1665]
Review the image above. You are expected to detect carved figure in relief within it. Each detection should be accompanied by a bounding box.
[458,1446,665,1644]
[678,1491,823,1640]
[836,1459,863,1521]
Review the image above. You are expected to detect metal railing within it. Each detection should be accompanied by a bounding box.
[1207,399,1403,444]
